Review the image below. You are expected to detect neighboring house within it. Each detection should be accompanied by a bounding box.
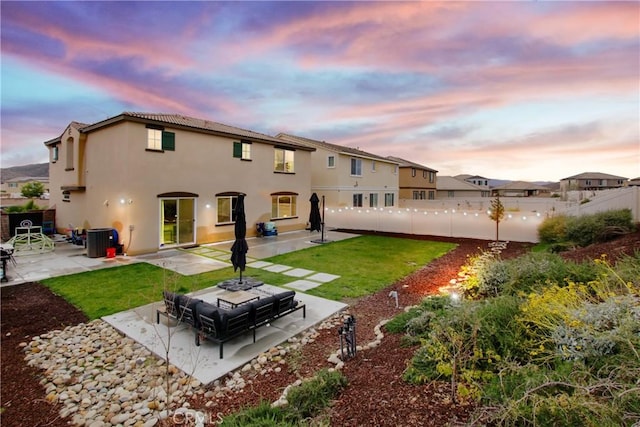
[386,156,438,200]
[44,112,315,255]
[628,177,640,187]
[276,133,400,208]
[491,181,552,197]
[560,172,628,192]
[436,176,488,199]
[0,176,49,198]
[456,174,491,190]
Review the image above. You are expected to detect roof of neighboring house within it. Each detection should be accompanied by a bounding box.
[560,172,629,181]
[455,174,490,181]
[436,176,486,191]
[276,133,398,164]
[492,181,551,191]
[386,156,438,172]
[5,176,49,183]
[45,113,315,151]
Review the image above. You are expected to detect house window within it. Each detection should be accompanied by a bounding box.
[327,155,335,168]
[413,191,426,200]
[52,146,59,162]
[350,158,362,176]
[147,128,162,150]
[271,193,297,218]
[353,194,363,207]
[216,195,239,224]
[447,190,455,198]
[412,168,416,177]
[384,193,394,207]
[274,148,295,173]
[394,165,399,174]
[428,190,435,200]
[429,172,435,183]
[8,183,17,188]
[233,140,251,160]
[369,193,378,207]
[66,138,74,170]
[147,126,175,151]
[371,161,376,172]
[585,180,592,186]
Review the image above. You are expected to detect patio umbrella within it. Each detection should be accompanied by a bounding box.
[230,194,248,282]
[309,193,322,232]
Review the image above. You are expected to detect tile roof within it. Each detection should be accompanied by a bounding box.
[492,180,550,191]
[561,172,629,181]
[276,133,398,164]
[386,156,438,172]
[436,176,486,191]
[77,112,314,150]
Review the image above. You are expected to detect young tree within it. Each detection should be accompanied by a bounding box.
[489,194,505,242]
[21,181,45,199]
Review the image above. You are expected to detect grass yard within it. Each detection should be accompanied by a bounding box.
[42,235,456,320]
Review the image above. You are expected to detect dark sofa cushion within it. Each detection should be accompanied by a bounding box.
[274,291,298,315]
[217,304,251,337]
[250,296,277,325]
[175,295,203,328]
[196,301,222,336]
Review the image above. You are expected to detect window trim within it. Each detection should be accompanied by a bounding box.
[215,191,245,225]
[233,140,252,161]
[274,147,295,173]
[270,191,298,219]
[350,157,362,176]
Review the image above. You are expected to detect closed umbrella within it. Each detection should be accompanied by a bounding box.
[309,193,322,232]
[230,194,248,283]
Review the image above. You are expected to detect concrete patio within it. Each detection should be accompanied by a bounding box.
[3,229,357,384]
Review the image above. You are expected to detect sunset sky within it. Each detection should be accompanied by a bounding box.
[1,1,638,182]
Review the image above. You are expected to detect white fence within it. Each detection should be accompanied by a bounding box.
[324,206,544,242]
[563,187,640,221]
[322,187,639,243]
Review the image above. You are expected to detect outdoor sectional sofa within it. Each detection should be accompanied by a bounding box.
[157,289,306,358]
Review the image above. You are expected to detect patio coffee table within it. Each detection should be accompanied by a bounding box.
[217,290,259,309]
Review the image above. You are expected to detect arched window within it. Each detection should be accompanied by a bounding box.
[270,191,298,219]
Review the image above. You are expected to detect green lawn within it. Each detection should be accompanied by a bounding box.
[42,235,456,320]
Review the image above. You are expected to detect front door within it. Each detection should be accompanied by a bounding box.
[160,198,195,247]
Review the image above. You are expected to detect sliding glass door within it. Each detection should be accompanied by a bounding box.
[160,198,195,247]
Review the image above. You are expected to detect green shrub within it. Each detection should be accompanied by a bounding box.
[286,369,347,419]
[385,306,424,334]
[502,253,598,295]
[538,209,635,247]
[221,401,296,426]
[538,215,568,244]
[403,296,527,397]
[566,215,600,247]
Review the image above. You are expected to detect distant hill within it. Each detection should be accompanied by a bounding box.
[1,163,49,182]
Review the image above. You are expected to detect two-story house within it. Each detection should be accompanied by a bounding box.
[275,134,400,208]
[491,181,551,197]
[1,176,49,198]
[560,172,629,192]
[456,174,491,190]
[44,112,315,255]
[386,156,438,200]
